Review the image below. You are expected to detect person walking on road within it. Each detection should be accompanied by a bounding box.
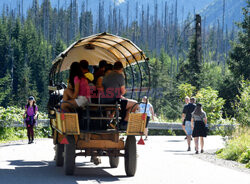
[139,96,155,140]
[182,96,190,139]
[191,103,208,154]
[182,97,196,151]
[23,96,38,144]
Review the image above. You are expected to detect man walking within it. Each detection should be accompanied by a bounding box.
[182,96,190,139]
[182,97,196,151]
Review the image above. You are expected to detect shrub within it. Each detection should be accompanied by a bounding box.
[217,128,250,167]
[246,161,250,168]
[0,106,49,142]
[238,149,250,164]
[234,80,250,126]
[177,83,196,100]
[195,87,225,124]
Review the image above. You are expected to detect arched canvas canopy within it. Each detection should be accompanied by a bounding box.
[52,32,147,72]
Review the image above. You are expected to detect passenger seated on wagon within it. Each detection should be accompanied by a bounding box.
[93,60,107,84]
[96,64,113,91]
[61,61,91,112]
[101,61,138,124]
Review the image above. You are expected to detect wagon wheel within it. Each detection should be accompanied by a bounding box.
[124,135,137,176]
[109,150,119,168]
[64,135,76,175]
[55,143,64,166]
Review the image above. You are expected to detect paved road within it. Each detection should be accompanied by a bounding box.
[0,136,249,184]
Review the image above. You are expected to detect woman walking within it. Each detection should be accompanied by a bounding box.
[139,96,155,140]
[191,103,207,154]
[23,96,38,144]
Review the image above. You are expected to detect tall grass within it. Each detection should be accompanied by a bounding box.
[217,127,250,168]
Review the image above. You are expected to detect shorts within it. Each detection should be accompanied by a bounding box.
[185,121,192,135]
[75,96,90,107]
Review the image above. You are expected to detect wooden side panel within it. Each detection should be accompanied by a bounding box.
[76,139,124,150]
[56,112,63,133]
[55,112,80,135]
[63,113,80,135]
[90,133,119,141]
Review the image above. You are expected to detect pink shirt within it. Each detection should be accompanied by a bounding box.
[74,76,90,98]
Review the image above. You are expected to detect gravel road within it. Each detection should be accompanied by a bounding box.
[0,136,249,184]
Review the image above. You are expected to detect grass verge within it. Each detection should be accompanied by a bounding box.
[216,127,250,168]
[0,126,51,143]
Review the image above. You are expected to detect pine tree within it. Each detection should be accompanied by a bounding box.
[0,73,11,105]
[0,19,9,78]
[54,38,66,57]
[228,2,250,80]
[177,36,202,89]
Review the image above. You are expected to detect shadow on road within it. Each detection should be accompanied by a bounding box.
[0,143,25,148]
[166,140,184,142]
[164,150,187,152]
[0,160,126,184]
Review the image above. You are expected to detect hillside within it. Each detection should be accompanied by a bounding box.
[200,0,247,28]
[0,0,246,29]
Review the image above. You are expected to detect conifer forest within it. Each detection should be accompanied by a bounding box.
[0,0,249,123]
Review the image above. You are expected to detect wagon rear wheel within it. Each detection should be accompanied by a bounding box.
[124,135,137,176]
[64,136,75,175]
[55,143,64,166]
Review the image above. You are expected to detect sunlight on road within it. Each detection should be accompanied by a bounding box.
[0,137,249,184]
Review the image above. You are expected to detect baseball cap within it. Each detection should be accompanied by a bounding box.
[28,96,35,101]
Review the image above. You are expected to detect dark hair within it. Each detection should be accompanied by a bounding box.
[193,103,202,115]
[105,64,113,73]
[190,97,196,103]
[80,60,89,70]
[69,62,83,89]
[99,60,107,68]
[113,61,123,70]
[26,98,37,114]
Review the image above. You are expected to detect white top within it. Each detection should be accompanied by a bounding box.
[139,103,152,117]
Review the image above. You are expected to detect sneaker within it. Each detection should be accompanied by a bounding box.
[195,150,199,154]
[187,147,191,151]
[144,137,148,141]
[201,149,204,153]
[28,141,31,144]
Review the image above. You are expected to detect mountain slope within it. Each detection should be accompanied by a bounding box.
[0,0,246,29]
[200,0,247,28]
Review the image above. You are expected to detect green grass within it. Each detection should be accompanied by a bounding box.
[0,106,50,143]
[0,126,51,143]
[217,127,250,168]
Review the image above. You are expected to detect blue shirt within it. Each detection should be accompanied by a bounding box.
[139,103,152,117]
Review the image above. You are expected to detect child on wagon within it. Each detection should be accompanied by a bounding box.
[23,96,38,144]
